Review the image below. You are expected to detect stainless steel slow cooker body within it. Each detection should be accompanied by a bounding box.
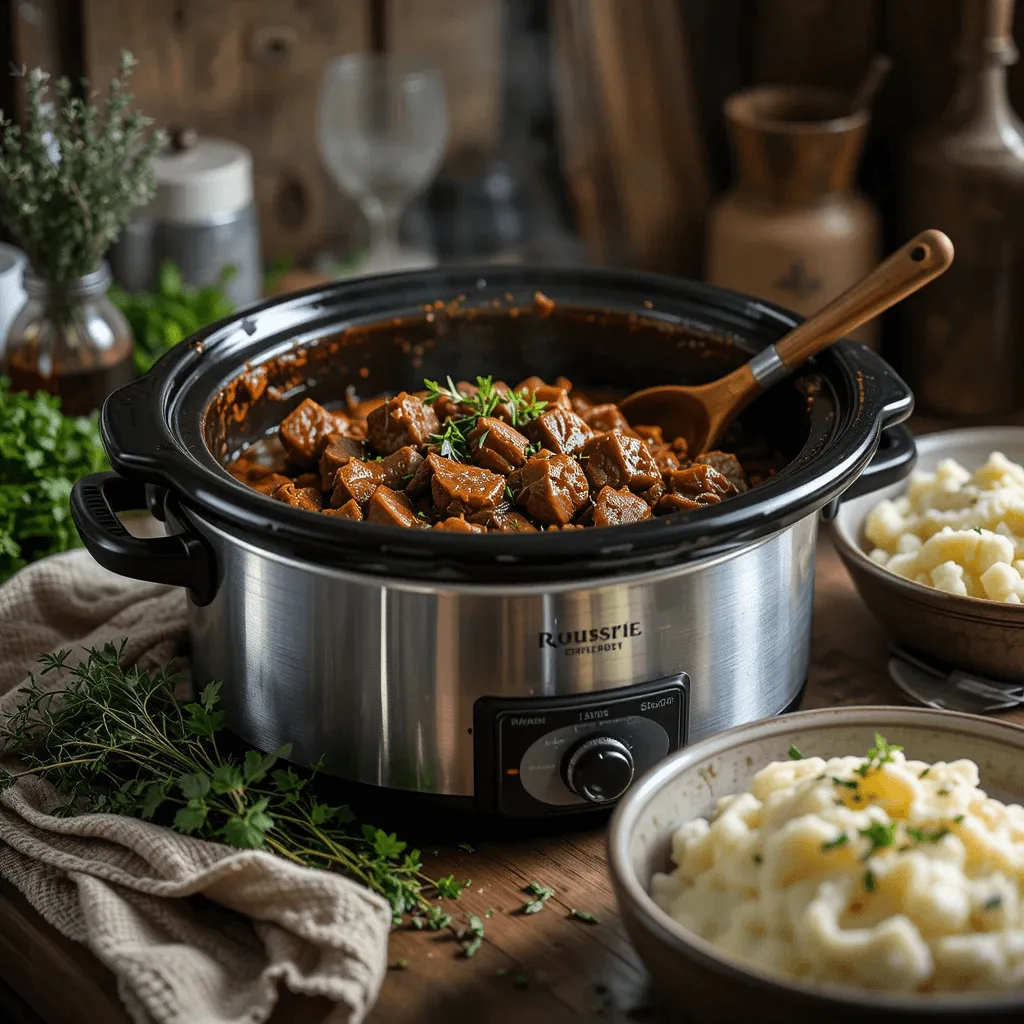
[70,266,916,817]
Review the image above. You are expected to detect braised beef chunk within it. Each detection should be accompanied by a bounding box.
[428,453,505,514]
[592,486,653,527]
[433,516,486,533]
[380,445,425,487]
[367,485,427,528]
[272,483,323,512]
[469,507,538,532]
[526,407,593,456]
[582,403,633,434]
[581,431,661,492]
[634,424,664,446]
[279,398,336,466]
[665,463,738,501]
[232,368,780,532]
[508,453,589,525]
[649,443,680,474]
[331,459,386,507]
[696,451,748,492]
[319,434,365,490]
[468,416,530,473]
[514,376,573,412]
[322,498,364,520]
[367,392,440,455]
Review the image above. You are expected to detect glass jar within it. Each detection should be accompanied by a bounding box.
[2,263,134,416]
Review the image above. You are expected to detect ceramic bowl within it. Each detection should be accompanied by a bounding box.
[608,705,1024,1023]
[832,427,1024,682]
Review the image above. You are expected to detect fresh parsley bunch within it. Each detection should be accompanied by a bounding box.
[110,261,236,375]
[0,378,108,582]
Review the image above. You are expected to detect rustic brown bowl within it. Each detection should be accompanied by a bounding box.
[832,427,1024,682]
[608,706,1024,1023]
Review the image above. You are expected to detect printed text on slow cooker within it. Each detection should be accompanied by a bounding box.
[538,621,642,656]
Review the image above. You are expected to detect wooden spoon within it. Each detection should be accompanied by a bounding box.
[619,229,954,454]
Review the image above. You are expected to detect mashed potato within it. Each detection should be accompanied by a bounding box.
[651,738,1024,993]
[864,452,1024,602]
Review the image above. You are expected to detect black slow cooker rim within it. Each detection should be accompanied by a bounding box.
[99,264,912,583]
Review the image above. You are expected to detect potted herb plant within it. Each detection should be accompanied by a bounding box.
[0,51,165,416]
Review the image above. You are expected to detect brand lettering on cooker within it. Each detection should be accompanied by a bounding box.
[510,716,546,727]
[537,621,643,650]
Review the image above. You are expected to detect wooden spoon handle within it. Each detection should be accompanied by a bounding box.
[769,229,954,375]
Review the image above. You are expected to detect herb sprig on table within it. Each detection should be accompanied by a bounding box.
[110,261,236,375]
[0,644,466,927]
[0,378,109,582]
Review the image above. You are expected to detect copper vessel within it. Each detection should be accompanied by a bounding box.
[903,0,1024,417]
[706,86,881,348]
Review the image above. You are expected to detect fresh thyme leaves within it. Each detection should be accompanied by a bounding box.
[919,767,931,779]
[821,833,849,852]
[505,484,516,503]
[985,895,1003,910]
[522,880,555,914]
[0,51,165,282]
[788,745,804,760]
[524,441,542,457]
[938,788,951,797]
[832,777,859,789]
[863,869,877,892]
[0,378,110,582]
[855,733,903,778]
[954,815,965,823]
[859,821,897,858]
[508,389,547,427]
[906,826,950,844]
[428,419,470,461]
[0,644,464,927]
[569,909,599,924]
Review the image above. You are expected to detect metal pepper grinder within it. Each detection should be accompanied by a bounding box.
[109,128,262,308]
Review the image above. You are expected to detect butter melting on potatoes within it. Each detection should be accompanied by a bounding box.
[227,373,768,531]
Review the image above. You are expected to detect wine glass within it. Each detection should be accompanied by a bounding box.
[317,54,449,275]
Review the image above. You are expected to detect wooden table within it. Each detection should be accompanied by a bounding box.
[3,534,1019,1024]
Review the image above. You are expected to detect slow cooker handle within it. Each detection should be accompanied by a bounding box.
[840,423,916,502]
[70,472,215,605]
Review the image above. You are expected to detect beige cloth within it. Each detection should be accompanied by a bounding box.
[0,549,391,1024]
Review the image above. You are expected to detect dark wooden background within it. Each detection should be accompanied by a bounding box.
[3,0,1024,361]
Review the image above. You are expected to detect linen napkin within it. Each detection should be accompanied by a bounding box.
[0,548,391,1024]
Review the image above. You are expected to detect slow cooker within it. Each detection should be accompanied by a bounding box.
[70,267,915,817]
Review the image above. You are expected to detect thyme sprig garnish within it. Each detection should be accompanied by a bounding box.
[0,644,467,929]
[422,375,548,462]
[855,733,903,778]
[521,880,555,914]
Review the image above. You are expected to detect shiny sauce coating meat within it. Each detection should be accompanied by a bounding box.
[226,375,777,532]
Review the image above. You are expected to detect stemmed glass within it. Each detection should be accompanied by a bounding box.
[317,54,449,275]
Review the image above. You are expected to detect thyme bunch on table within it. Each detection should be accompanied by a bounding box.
[0,644,467,927]
[0,50,165,281]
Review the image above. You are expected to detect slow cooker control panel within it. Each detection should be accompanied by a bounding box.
[473,675,688,817]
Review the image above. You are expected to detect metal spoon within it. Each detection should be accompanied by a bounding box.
[619,229,954,453]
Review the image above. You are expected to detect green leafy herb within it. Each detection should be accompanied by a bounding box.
[428,419,470,462]
[522,880,555,915]
[919,767,931,779]
[855,733,903,778]
[0,644,467,928]
[389,958,409,971]
[863,869,877,892]
[110,260,236,374]
[788,745,804,760]
[906,826,950,844]
[821,832,849,852]
[938,788,951,797]
[954,815,965,823]
[458,842,475,853]
[508,389,547,428]
[569,909,599,924]
[859,821,897,858]
[985,895,1003,911]
[461,913,485,958]
[0,51,165,282]
[832,777,859,789]
[0,378,109,582]
[974,527,984,535]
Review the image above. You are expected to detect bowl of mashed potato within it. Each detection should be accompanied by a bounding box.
[832,427,1024,682]
[608,706,1024,1023]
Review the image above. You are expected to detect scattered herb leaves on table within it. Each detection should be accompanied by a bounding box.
[0,378,108,582]
[0,643,468,928]
[110,260,236,375]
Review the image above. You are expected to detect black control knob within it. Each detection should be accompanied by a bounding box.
[563,735,634,804]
